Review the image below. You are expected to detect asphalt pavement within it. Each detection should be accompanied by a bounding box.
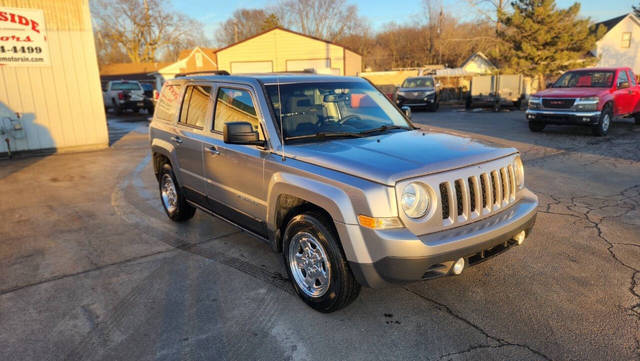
[0,108,638,361]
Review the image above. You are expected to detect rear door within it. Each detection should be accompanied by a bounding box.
[172,83,213,202]
[202,84,269,236]
[627,70,640,114]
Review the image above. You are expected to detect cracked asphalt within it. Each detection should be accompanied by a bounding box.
[1,108,639,360]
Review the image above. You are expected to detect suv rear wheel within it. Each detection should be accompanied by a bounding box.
[283,212,360,312]
[158,162,196,222]
[592,104,612,136]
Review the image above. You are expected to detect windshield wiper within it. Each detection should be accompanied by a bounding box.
[285,131,365,141]
[358,125,412,135]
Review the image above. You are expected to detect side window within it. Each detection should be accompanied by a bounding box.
[213,87,264,139]
[179,85,212,128]
[629,70,637,87]
[155,84,182,122]
[617,71,629,89]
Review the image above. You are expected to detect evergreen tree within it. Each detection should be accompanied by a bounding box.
[261,14,281,32]
[633,3,640,18]
[497,0,605,87]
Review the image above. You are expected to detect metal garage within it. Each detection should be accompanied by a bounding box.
[0,0,107,156]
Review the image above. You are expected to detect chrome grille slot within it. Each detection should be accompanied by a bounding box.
[491,171,501,207]
[440,183,450,220]
[500,167,509,204]
[454,180,464,217]
[467,176,477,213]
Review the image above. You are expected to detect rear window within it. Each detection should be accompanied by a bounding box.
[155,84,182,122]
[179,85,212,128]
[110,82,142,91]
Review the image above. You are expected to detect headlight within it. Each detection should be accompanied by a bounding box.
[401,182,430,218]
[528,96,541,109]
[514,155,524,189]
[573,97,599,111]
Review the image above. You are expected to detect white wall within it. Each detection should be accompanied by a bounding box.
[597,15,640,74]
[0,0,108,154]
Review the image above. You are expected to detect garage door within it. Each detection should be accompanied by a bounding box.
[286,59,339,75]
[231,61,273,74]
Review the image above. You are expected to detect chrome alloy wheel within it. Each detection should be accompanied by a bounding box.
[288,232,331,297]
[602,113,610,131]
[160,173,178,213]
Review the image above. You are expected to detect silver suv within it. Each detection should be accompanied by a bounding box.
[149,74,537,312]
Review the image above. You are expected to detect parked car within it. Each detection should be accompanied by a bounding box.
[526,67,640,136]
[102,80,153,115]
[149,74,538,312]
[394,76,440,111]
[466,74,529,111]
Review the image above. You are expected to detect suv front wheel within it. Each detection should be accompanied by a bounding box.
[158,162,196,222]
[283,212,360,312]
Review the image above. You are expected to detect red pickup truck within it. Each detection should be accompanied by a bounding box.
[526,67,640,136]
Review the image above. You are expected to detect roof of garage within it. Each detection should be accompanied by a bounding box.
[215,27,361,56]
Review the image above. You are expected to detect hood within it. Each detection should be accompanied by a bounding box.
[284,130,516,185]
[534,87,609,98]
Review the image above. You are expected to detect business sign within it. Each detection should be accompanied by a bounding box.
[0,7,49,66]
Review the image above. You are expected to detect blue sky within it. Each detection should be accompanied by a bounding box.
[178,0,636,40]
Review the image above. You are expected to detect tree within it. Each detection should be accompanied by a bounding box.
[91,0,206,63]
[261,13,282,32]
[634,3,640,18]
[215,9,274,46]
[277,0,364,41]
[497,0,605,87]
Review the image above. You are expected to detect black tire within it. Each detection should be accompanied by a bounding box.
[592,104,612,136]
[158,162,196,222]
[528,121,545,132]
[146,105,155,115]
[429,101,439,112]
[283,212,361,313]
[113,99,123,115]
[634,114,640,125]
[465,97,472,110]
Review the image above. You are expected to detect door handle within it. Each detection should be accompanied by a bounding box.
[206,146,220,156]
[170,136,183,144]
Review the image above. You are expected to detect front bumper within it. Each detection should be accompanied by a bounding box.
[396,94,437,107]
[342,189,538,288]
[526,109,601,125]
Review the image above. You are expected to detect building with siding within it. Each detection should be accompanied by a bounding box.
[215,28,361,76]
[595,13,640,74]
[0,0,107,156]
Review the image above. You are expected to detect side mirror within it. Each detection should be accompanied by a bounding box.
[401,105,412,119]
[546,82,554,89]
[223,122,265,146]
[619,81,630,89]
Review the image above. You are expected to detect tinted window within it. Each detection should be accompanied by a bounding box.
[630,71,637,86]
[179,85,211,128]
[617,70,629,88]
[111,82,141,91]
[402,77,434,88]
[155,84,182,122]
[214,88,263,139]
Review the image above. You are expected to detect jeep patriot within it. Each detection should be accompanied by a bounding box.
[149,74,538,312]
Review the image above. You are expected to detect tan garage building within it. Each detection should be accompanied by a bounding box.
[215,27,361,76]
[0,0,107,157]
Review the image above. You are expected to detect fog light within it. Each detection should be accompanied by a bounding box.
[452,258,465,275]
[582,117,589,122]
[513,230,526,245]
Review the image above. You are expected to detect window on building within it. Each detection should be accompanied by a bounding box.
[622,32,631,48]
[213,87,263,139]
[179,85,212,128]
[196,53,203,67]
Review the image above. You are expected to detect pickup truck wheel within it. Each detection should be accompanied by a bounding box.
[528,121,545,132]
[283,212,360,312]
[592,105,612,136]
[158,163,196,222]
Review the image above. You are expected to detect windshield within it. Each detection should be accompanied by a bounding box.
[552,71,614,88]
[401,77,434,88]
[265,81,411,141]
[111,82,142,91]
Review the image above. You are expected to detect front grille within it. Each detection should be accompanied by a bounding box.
[439,165,516,225]
[542,98,575,109]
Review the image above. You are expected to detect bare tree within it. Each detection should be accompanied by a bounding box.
[215,9,281,47]
[91,0,207,63]
[466,0,508,33]
[276,0,364,41]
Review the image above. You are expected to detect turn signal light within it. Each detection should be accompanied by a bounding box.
[358,215,403,230]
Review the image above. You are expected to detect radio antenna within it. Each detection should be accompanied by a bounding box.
[277,74,285,162]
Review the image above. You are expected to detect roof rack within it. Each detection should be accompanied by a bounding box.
[175,70,230,77]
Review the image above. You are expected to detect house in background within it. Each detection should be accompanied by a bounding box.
[152,47,218,90]
[459,52,497,75]
[595,13,640,74]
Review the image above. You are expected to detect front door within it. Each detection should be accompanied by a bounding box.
[173,84,213,200]
[203,85,269,236]
[614,70,634,116]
